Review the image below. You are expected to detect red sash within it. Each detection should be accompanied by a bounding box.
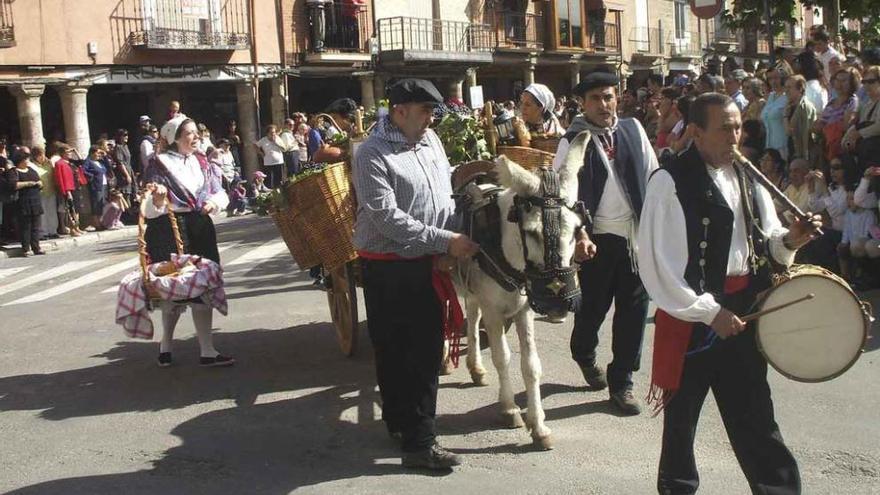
[647,275,750,415]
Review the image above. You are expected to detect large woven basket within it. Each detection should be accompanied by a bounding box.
[274,162,357,271]
[271,209,322,270]
[530,135,561,154]
[497,145,556,171]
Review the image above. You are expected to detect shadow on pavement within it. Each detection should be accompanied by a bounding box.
[0,322,460,493]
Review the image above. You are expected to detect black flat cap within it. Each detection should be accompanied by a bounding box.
[388,78,443,106]
[324,98,358,117]
[573,70,619,95]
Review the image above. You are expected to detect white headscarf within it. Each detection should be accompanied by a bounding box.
[160,114,190,146]
[523,83,556,117]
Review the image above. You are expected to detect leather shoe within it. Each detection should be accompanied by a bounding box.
[402,444,461,470]
[610,388,642,416]
[579,363,608,390]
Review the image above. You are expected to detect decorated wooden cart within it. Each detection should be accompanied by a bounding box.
[269,113,367,356]
[266,102,560,357]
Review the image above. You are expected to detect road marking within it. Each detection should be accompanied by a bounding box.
[4,257,139,305]
[0,260,103,297]
[224,240,288,268]
[0,266,29,281]
[99,242,238,294]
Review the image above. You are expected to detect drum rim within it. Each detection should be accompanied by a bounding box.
[755,273,869,383]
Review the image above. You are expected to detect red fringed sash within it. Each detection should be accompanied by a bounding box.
[647,275,750,416]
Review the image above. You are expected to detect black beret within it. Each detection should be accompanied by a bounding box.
[324,98,357,116]
[573,70,620,95]
[388,78,443,106]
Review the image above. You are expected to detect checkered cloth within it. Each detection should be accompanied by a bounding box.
[116,254,228,339]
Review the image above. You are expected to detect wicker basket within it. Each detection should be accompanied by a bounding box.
[497,145,556,171]
[530,135,561,154]
[271,210,322,270]
[137,200,190,301]
[274,162,357,271]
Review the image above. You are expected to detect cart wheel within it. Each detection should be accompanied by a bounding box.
[326,262,359,356]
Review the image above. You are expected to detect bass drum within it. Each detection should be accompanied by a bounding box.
[755,264,870,382]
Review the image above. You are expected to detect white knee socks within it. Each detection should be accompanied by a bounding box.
[192,304,219,358]
[158,303,218,358]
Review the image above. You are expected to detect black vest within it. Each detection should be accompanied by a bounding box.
[662,146,774,300]
[566,129,645,234]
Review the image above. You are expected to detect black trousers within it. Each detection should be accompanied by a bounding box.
[658,284,801,495]
[571,233,649,392]
[262,164,283,189]
[362,258,443,452]
[17,213,41,253]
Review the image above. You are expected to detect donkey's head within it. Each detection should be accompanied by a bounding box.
[494,154,587,318]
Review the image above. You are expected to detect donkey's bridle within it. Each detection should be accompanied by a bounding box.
[509,166,587,315]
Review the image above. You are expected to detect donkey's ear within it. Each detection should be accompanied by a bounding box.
[558,130,590,201]
[494,155,541,196]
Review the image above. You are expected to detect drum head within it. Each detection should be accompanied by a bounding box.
[756,274,867,382]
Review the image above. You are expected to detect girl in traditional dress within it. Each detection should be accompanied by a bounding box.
[143,115,233,368]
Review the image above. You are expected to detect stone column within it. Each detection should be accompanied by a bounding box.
[10,84,46,148]
[359,74,376,109]
[269,76,287,126]
[373,74,386,105]
[464,68,477,106]
[569,62,581,90]
[523,62,536,86]
[235,80,260,180]
[56,83,92,156]
[446,77,464,101]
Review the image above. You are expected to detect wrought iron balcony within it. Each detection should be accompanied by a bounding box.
[493,10,543,50]
[669,32,702,58]
[0,0,15,48]
[629,26,665,57]
[117,0,250,50]
[587,14,622,54]
[377,17,494,64]
[306,1,371,54]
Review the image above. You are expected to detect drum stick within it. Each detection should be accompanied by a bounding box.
[733,149,823,236]
[740,293,815,322]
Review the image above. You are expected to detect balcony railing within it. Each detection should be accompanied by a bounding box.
[377,17,493,62]
[306,2,371,54]
[0,0,14,48]
[117,0,250,50]
[629,26,665,56]
[669,32,702,57]
[493,10,543,50]
[757,33,798,54]
[587,17,622,54]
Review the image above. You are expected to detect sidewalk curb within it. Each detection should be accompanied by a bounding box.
[0,214,259,260]
[0,226,140,259]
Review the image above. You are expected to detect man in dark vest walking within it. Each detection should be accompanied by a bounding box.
[553,70,659,415]
[639,93,821,494]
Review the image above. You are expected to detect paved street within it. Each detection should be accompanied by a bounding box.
[0,214,878,494]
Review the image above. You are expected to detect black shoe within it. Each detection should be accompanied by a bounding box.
[610,388,642,416]
[579,364,608,390]
[33,250,46,256]
[199,354,235,367]
[402,444,462,470]
[157,352,173,368]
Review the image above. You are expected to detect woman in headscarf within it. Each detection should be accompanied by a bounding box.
[514,83,565,146]
[143,114,233,368]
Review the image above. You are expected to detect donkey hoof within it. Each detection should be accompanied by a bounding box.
[532,434,554,451]
[500,411,525,429]
[470,370,489,386]
[440,359,455,376]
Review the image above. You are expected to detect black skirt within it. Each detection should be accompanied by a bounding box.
[145,211,220,264]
